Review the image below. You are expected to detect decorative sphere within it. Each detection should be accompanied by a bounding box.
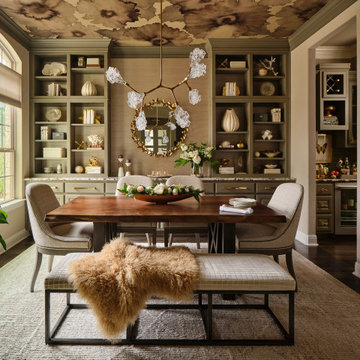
[254,151,261,158]
[75,165,84,174]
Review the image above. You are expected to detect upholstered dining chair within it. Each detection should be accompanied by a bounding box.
[25,183,93,292]
[115,175,157,246]
[164,175,208,249]
[235,183,304,281]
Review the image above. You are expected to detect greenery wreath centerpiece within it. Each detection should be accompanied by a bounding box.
[118,183,204,203]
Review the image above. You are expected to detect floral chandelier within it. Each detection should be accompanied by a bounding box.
[105,0,206,132]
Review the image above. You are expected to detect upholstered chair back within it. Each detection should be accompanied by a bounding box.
[166,175,205,191]
[116,175,154,195]
[26,183,61,248]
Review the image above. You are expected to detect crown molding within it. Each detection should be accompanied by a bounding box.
[289,0,357,51]
[315,45,357,59]
[110,45,207,58]
[0,9,31,49]
[206,38,289,53]
[31,38,111,53]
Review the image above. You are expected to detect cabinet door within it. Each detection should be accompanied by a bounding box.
[316,183,333,196]
[256,182,282,194]
[316,214,334,233]
[105,182,117,195]
[65,182,104,194]
[65,194,103,203]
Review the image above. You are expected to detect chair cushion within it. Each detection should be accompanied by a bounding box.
[45,253,86,290]
[196,254,295,291]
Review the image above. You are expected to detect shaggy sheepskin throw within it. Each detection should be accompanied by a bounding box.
[67,238,199,338]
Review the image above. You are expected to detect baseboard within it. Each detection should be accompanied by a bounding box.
[0,229,30,255]
[353,261,360,278]
[296,230,318,247]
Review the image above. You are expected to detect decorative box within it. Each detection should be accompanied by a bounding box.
[52,132,66,140]
[85,166,102,174]
[254,113,268,122]
[43,147,66,158]
[229,61,246,69]
[86,57,100,68]
[219,166,235,175]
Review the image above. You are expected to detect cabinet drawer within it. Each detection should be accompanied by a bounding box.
[65,182,104,194]
[256,194,272,206]
[55,194,64,205]
[105,182,118,194]
[256,182,282,194]
[65,194,103,203]
[203,182,214,195]
[216,182,255,194]
[316,196,333,213]
[316,214,334,233]
[316,183,333,195]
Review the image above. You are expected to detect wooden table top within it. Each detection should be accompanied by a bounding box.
[46,195,286,224]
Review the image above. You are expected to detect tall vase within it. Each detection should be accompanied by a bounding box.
[221,108,240,132]
[191,166,203,177]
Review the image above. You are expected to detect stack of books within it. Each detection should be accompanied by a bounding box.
[48,83,61,96]
[219,166,234,175]
[264,168,281,174]
[229,61,246,69]
[85,166,102,174]
[224,82,237,96]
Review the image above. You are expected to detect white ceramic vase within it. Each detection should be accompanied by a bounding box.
[81,81,97,96]
[221,108,240,132]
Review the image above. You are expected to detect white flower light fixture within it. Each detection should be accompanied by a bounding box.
[105,0,206,132]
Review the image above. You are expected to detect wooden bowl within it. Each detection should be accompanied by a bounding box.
[133,193,193,204]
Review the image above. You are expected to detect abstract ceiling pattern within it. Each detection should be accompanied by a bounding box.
[0,0,330,46]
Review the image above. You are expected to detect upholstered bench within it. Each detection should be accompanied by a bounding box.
[45,253,295,346]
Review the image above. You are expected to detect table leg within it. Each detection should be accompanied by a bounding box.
[93,222,107,252]
[208,223,236,253]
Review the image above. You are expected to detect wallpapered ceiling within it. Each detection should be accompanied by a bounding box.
[0,0,330,46]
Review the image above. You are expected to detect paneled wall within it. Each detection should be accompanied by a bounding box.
[110,57,209,176]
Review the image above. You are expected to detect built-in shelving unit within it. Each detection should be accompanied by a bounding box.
[30,39,110,177]
[206,39,290,177]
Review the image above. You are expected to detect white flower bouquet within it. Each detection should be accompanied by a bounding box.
[175,143,218,171]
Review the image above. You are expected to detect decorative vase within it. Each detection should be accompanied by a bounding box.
[221,108,240,132]
[191,166,203,177]
[81,81,97,96]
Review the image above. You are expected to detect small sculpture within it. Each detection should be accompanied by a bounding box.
[75,165,84,174]
[42,62,67,76]
[258,56,278,76]
[262,129,273,140]
[88,156,100,167]
[75,140,85,150]
[118,155,125,178]
[81,81,97,96]
[125,159,132,176]
[87,134,104,149]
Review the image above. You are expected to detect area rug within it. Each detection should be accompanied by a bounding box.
[1,242,360,359]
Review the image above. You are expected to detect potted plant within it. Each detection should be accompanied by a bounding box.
[0,207,8,250]
[175,143,218,176]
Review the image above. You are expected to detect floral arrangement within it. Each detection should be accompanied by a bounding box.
[0,207,8,250]
[118,183,203,202]
[175,143,218,170]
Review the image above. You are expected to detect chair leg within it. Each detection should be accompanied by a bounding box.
[48,255,54,272]
[164,229,169,247]
[273,255,279,263]
[152,229,157,246]
[168,233,173,247]
[30,249,43,292]
[286,251,297,285]
[195,233,201,249]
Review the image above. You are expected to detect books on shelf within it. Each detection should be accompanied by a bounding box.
[219,166,234,175]
[48,82,62,96]
[264,168,281,174]
[85,166,102,174]
[229,61,246,69]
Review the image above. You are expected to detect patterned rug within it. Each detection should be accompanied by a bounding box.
[1,241,360,359]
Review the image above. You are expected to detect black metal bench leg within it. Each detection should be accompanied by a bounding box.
[207,293,212,340]
[289,292,295,344]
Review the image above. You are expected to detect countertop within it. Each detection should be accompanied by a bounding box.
[316,178,357,182]
[25,176,296,182]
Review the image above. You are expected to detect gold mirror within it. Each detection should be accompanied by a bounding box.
[131,99,188,157]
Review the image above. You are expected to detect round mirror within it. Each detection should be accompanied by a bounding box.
[131,99,188,157]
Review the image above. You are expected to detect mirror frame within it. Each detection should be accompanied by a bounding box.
[131,99,189,157]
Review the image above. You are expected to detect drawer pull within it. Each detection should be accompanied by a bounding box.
[225,186,248,190]
[264,186,275,190]
[319,187,328,193]
[50,186,58,190]
[73,187,97,191]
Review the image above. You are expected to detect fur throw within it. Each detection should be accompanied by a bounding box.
[67,238,199,338]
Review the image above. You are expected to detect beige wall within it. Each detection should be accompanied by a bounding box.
[290,1,360,253]
[109,58,210,176]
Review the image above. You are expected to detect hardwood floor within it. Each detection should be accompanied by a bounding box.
[1,235,360,294]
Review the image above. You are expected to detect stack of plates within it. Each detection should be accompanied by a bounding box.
[229,198,257,208]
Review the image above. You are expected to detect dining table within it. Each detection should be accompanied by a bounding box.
[45,195,287,253]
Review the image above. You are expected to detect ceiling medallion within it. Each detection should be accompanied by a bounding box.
[105,0,206,132]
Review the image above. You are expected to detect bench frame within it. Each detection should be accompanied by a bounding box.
[45,289,294,346]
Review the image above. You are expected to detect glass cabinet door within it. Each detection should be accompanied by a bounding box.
[340,188,357,228]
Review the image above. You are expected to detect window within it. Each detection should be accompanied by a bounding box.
[0,41,16,203]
